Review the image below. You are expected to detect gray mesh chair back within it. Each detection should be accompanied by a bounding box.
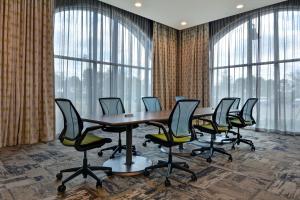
[55,98,83,141]
[231,98,241,110]
[213,98,236,126]
[99,97,125,115]
[240,98,258,122]
[142,97,162,112]
[168,99,200,138]
[175,96,186,102]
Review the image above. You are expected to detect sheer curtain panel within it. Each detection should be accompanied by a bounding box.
[54,0,152,132]
[210,0,300,135]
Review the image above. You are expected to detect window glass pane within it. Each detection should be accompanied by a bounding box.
[255,64,275,129]
[278,62,300,131]
[213,34,229,67]
[212,68,228,106]
[252,13,275,63]
[229,22,248,66]
[278,11,300,60]
[97,14,111,62]
[229,67,248,102]
[54,10,94,58]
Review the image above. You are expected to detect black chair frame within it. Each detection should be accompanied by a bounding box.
[98,97,137,159]
[221,98,258,151]
[144,99,200,186]
[55,98,112,193]
[192,98,236,163]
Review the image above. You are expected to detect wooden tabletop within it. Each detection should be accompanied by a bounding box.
[83,107,217,126]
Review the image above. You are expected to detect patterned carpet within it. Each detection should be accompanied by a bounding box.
[0,125,299,200]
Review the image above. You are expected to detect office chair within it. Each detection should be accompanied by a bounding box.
[221,98,258,151]
[224,97,241,138]
[142,97,164,147]
[142,96,162,112]
[175,96,204,138]
[231,97,241,111]
[98,97,137,159]
[175,96,186,102]
[55,98,112,192]
[191,98,236,163]
[143,99,200,186]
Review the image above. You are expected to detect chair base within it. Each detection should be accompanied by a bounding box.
[144,147,197,186]
[57,151,112,193]
[99,144,136,159]
[98,132,136,158]
[221,137,255,151]
[191,146,232,163]
[191,134,232,163]
[221,129,255,151]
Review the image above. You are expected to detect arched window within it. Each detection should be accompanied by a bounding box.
[211,7,300,134]
[54,2,152,131]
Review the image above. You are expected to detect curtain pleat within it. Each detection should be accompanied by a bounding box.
[152,22,210,109]
[152,23,179,110]
[0,0,55,147]
[178,24,210,107]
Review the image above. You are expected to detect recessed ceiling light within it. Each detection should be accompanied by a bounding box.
[181,21,187,26]
[236,4,244,9]
[134,2,142,7]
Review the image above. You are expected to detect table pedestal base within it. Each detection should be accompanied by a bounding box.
[103,156,152,175]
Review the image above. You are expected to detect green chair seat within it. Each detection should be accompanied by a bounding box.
[200,124,229,132]
[230,118,253,125]
[146,133,191,144]
[63,134,105,146]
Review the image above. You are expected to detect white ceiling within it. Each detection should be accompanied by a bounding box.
[99,0,286,30]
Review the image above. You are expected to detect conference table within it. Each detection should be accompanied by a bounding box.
[83,107,228,175]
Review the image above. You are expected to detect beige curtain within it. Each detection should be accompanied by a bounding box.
[152,22,179,110]
[0,0,55,147]
[178,24,210,107]
[152,22,210,109]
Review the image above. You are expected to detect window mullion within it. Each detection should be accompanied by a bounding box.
[274,11,280,130]
[91,10,98,118]
[247,17,253,99]
[111,18,119,97]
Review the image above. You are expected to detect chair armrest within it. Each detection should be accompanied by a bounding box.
[75,125,103,146]
[146,121,168,134]
[195,118,219,132]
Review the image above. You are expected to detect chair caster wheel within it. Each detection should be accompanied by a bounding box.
[56,173,62,180]
[183,163,189,169]
[96,181,102,188]
[133,151,137,156]
[158,145,162,148]
[142,142,147,147]
[143,170,150,177]
[191,151,197,156]
[231,145,235,150]
[110,155,115,159]
[165,178,171,187]
[57,184,66,193]
[228,156,233,162]
[251,146,255,151]
[206,157,212,163]
[191,174,197,182]
[98,151,103,157]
